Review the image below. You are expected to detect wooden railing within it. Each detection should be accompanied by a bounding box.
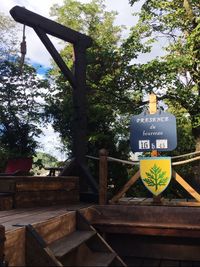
[96,149,200,205]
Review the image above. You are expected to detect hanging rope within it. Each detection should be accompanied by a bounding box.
[19,24,26,74]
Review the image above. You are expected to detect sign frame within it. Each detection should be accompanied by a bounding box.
[130,110,177,152]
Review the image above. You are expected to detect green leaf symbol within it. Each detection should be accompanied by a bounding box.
[143,164,168,191]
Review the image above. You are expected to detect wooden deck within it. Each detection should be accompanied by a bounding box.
[2,204,94,266]
[118,197,200,207]
[0,203,91,232]
[2,203,200,266]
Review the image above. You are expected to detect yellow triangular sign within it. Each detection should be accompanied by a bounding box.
[140,157,171,196]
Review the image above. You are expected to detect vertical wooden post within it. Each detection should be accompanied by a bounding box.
[73,44,88,166]
[149,93,157,115]
[149,93,158,158]
[149,93,161,204]
[99,149,108,205]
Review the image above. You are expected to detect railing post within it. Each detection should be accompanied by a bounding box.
[99,149,108,205]
[149,93,162,204]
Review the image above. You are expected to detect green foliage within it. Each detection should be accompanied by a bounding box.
[32,152,58,175]
[0,60,49,159]
[46,0,136,158]
[143,164,168,191]
[127,0,200,149]
[126,0,199,190]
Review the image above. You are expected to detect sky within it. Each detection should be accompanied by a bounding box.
[0,0,165,161]
[1,0,140,68]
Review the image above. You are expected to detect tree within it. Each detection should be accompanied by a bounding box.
[127,0,199,147]
[0,60,49,161]
[32,152,58,175]
[0,12,50,166]
[125,0,199,187]
[45,0,137,191]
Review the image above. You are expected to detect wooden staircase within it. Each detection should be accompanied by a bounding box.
[26,211,126,267]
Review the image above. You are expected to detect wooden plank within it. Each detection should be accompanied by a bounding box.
[15,190,79,208]
[109,170,140,204]
[173,170,200,202]
[26,226,62,266]
[10,6,92,47]
[0,225,5,263]
[3,208,69,231]
[79,206,97,222]
[0,176,78,182]
[82,252,115,266]
[35,27,76,88]
[16,180,77,192]
[3,206,90,266]
[118,197,132,204]
[1,204,91,231]
[0,206,67,224]
[106,234,200,262]
[117,197,200,207]
[0,180,15,192]
[34,211,77,245]
[0,195,13,210]
[99,149,108,205]
[86,230,127,266]
[5,228,25,266]
[91,204,200,226]
[149,93,157,114]
[93,221,200,238]
[49,230,95,258]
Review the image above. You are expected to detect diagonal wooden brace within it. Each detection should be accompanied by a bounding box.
[109,170,140,204]
[173,170,200,202]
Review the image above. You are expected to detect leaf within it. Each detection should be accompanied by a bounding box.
[143,163,168,191]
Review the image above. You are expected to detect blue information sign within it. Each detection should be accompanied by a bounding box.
[130,111,177,152]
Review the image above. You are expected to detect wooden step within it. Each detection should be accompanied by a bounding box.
[49,230,96,259]
[81,252,115,266]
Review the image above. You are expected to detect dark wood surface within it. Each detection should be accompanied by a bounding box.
[0,225,5,264]
[0,176,79,209]
[2,203,200,266]
[99,149,108,205]
[118,197,200,206]
[49,230,95,258]
[0,204,91,232]
[3,204,93,266]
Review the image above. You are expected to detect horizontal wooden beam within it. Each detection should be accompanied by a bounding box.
[10,6,92,48]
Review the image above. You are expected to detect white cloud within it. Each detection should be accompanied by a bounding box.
[36,124,67,161]
[1,0,137,66]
